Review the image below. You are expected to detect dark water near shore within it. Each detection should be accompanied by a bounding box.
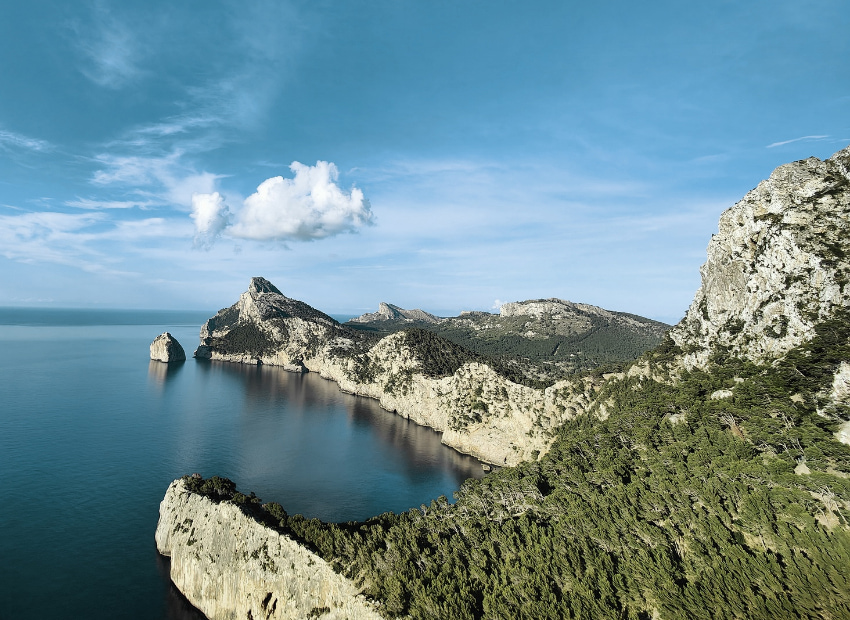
[0,308,484,619]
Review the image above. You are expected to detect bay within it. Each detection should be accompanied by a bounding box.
[0,309,483,619]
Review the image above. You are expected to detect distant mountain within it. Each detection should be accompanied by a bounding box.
[347,297,669,380]
[349,302,441,324]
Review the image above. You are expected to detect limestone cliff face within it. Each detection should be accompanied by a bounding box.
[156,479,384,620]
[350,302,441,324]
[193,277,598,466]
[671,146,850,367]
[150,332,186,363]
[308,334,598,466]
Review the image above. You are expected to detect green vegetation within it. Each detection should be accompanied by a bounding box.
[189,309,850,619]
[206,321,276,356]
[348,309,668,382]
[402,328,551,389]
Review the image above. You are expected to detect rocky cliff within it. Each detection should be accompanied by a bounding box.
[194,277,600,466]
[150,332,186,363]
[671,146,850,367]
[350,302,440,324]
[156,478,385,620]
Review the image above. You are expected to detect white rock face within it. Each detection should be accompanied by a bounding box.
[499,298,652,330]
[194,279,601,466]
[156,479,385,620]
[822,362,850,445]
[837,421,850,446]
[350,302,441,324]
[150,332,186,363]
[829,362,850,405]
[710,389,734,400]
[671,146,850,367]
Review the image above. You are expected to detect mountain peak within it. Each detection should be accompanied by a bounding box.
[350,303,441,324]
[671,145,850,367]
[248,277,283,296]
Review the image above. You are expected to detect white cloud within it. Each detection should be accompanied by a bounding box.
[0,128,52,152]
[227,161,374,242]
[0,209,191,275]
[191,192,231,249]
[165,172,221,208]
[66,198,156,210]
[766,135,829,148]
[90,151,223,209]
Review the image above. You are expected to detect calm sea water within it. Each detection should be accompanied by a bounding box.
[0,308,484,620]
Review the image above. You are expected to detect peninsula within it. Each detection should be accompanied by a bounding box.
[159,146,850,620]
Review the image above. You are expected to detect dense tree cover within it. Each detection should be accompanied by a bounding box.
[207,322,276,356]
[348,313,668,381]
[189,309,850,619]
[401,328,551,389]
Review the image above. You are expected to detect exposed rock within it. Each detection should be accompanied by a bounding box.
[794,461,811,475]
[193,277,600,466]
[837,421,850,446]
[821,362,850,443]
[350,302,441,324]
[710,389,734,400]
[829,361,850,405]
[150,332,186,363]
[155,479,385,620]
[671,146,850,367]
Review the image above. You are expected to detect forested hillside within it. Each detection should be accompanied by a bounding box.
[347,303,669,382]
[185,308,850,619]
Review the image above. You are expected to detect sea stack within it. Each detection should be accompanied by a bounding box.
[150,332,186,363]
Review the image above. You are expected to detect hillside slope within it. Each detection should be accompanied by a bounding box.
[348,299,669,380]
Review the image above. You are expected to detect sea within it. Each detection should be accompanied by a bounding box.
[0,308,484,619]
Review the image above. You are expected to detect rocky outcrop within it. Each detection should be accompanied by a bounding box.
[350,302,441,324]
[150,332,186,363]
[671,146,850,367]
[155,479,385,620]
[193,277,599,466]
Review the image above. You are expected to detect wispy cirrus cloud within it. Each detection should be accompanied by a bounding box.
[70,3,145,89]
[0,209,191,275]
[766,135,830,148]
[90,151,223,208]
[65,198,157,210]
[0,128,52,152]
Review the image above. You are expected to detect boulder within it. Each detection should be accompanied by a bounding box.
[150,332,186,363]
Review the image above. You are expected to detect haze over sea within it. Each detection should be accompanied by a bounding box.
[0,308,483,620]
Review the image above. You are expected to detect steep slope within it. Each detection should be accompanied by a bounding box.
[671,146,850,367]
[194,277,599,466]
[156,478,384,620]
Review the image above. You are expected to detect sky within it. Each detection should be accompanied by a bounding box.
[0,1,847,323]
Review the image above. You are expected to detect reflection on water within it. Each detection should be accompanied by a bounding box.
[147,359,185,389]
[191,361,484,521]
[0,315,486,620]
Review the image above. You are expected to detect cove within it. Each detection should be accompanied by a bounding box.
[0,311,483,620]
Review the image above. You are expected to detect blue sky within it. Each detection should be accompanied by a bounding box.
[0,1,847,323]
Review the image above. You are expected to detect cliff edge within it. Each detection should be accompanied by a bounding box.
[156,478,385,620]
[671,146,850,367]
